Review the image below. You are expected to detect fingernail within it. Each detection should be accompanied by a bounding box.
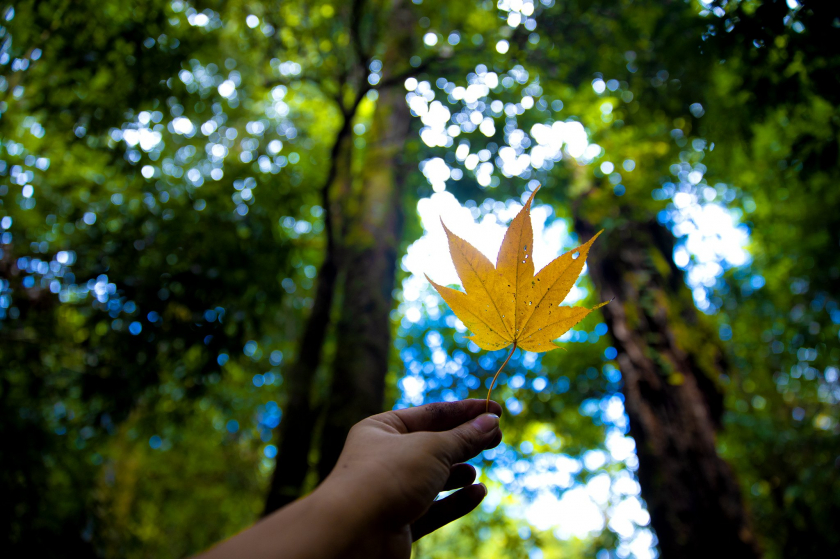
[477,483,487,496]
[472,413,499,433]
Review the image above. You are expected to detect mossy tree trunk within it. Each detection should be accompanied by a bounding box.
[575,216,761,559]
[262,127,351,515]
[264,0,414,513]
[315,13,414,480]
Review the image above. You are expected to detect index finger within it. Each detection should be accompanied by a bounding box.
[380,399,503,434]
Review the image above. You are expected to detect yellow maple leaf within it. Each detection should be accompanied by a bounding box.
[426,187,606,408]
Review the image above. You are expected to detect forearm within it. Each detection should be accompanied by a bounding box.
[198,475,389,559]
[198,402,501,559]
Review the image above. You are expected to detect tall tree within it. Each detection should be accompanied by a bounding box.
[315,47,414,483]
[576,212,759,558]
[263,0,418,512]
[264,0,498,510]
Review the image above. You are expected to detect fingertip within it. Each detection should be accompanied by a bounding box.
[411,483,488,542]
[443,463,478,490]
[487,400,503,418]
[486,429,503,450]
[471,413,500,434]
[461,462,477,475]
[465,469,477,487]
[442,410,502,464]
[465,483,487,508]
[462,483,487,507]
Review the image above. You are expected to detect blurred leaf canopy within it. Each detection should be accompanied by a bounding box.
[1,0,838,558]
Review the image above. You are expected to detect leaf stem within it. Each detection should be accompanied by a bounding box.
[486,343,517,413]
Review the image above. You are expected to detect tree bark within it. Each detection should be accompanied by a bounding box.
[262,118,354,516]
[315,72,412,481]
[261,252,337,515]
[574,216,761,559]
[264,0,415,513]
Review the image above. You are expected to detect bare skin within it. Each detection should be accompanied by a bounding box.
[199,399,503,559]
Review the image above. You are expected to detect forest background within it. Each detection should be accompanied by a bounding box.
[1,0,838,558]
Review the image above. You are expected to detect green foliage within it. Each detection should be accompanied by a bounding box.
[1,0,838,557]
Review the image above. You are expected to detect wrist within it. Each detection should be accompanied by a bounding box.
[199,478,374,559]
[306,471,399,557]
[312,471,385,527]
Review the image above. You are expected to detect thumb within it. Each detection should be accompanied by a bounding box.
[435,413,501,466]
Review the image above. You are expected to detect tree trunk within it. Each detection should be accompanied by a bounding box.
[316,71,412,481]
[263,120,354,516]
[261,252,338,515]
[264,0,415,511]
[574,216,761,559]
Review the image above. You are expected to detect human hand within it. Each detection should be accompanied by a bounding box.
[315,399,503,558]
[198,399,502,559]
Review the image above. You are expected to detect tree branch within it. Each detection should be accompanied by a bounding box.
[350,0,369,68]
